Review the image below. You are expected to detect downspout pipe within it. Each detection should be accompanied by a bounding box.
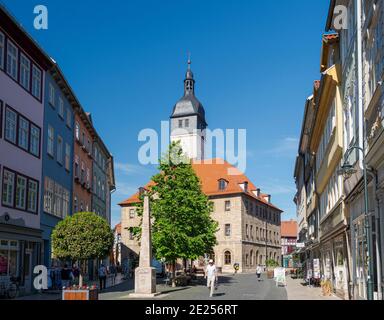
[367,167,382,300]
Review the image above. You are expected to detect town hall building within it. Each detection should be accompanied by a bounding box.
[119,61,283,273]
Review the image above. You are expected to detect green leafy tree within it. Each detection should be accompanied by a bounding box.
[148,142,218,286]
[51,212,114,287]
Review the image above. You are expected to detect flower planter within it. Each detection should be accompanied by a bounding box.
[267,270,274,279]
[62,288,99,301]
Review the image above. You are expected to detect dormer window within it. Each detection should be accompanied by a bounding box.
[218,179,228,191]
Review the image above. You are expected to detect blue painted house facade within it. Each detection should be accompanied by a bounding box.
[40,68,74,267]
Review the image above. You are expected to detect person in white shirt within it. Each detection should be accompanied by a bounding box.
[205,259,217,298]
[256,265,263,281]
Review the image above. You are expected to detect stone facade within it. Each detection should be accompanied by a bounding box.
[121,193,282,274]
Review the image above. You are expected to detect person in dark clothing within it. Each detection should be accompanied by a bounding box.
[61,264,73,288]
[98,263,107,291]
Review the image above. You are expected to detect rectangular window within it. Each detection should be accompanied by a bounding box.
[81,162,85,184]
[66,108,72,128]
[30,124,40,157]
[20,54,31,90]
[0,32,4,69]
[5,107,17,144]
[178,120,183,128]
[86,168,90,188]
[57,136,63,164]
[74,156,79,178]
[75,122,80,140]
[27,180,38,213]
[58,97,64,118]
[62,189,69,218]
[49,84,55,107]
[47,125,54,156]
[2,169,15,207]
[129,209,135,219]
[225,200,231,211]
[44,177,54,214]
[6,40,18,80]
[246,224,249,238]
[185,119,189,127]
[65,143,71,171]
[54,183,62,217]
[18,116,29,151]
[0,100,2,139]
[15,175,27,210]
[225,224,231,237]
[32,65,42,99]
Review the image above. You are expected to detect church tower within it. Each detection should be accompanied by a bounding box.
[170,59,207,160]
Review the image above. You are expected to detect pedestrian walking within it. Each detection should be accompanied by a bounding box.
[205,259,217,298]
[98,263,107,291]
[72,264,80,285]
[109,263,117,286]
[233,263,239,275]
[61,264,73,289]
[256,264,262,281]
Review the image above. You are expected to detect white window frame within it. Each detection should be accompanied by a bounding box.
[57,135,63,164]
[66,108,72,128]
[58,97,64,118]
[65,143,71,171]
[49,83,55,107]
[0,31,4,69]
[27,180,38,213]
[18,116,29,151]
[6,40,18,80]
[44,177,54,214]
[5,107,17,144]
[47,125,54,156]
[2,169,15,207]
[30,124,40,157]
[15,175,27,210]
[32,65,42,99]
[20,53,31,90]
[75,122,80,141]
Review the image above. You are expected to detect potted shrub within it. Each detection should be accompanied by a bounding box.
[266,259,279,279]
[51,212,114,300]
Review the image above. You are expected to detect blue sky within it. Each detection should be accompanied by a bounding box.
[2,0,330,227]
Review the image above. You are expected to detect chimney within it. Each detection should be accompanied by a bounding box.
[264,195,271,203]
[256,188,261,197]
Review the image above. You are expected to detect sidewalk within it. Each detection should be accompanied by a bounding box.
[285,277,341,300]
[15,273,127,300]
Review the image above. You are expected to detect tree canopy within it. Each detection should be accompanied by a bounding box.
[51,212,114,261]
[148,142,218,263]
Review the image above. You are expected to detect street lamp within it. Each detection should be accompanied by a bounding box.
[339,146,374,301]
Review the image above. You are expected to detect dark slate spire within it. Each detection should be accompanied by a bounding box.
[184,57,195,95]
[170,58,207,126]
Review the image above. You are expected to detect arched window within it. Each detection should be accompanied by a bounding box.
[224,251,232,265]
[250,250,254,266]
[256,251,259,265]
[259,255,263,265]
[245,254,249,266]
[218,179,228,191]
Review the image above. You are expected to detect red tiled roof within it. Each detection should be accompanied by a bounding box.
[118,159,283,212]
[281,220,298,238]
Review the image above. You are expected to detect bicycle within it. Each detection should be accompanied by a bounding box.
[0,276,20,299]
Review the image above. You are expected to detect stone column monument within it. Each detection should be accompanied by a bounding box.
[129,193,159,298]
